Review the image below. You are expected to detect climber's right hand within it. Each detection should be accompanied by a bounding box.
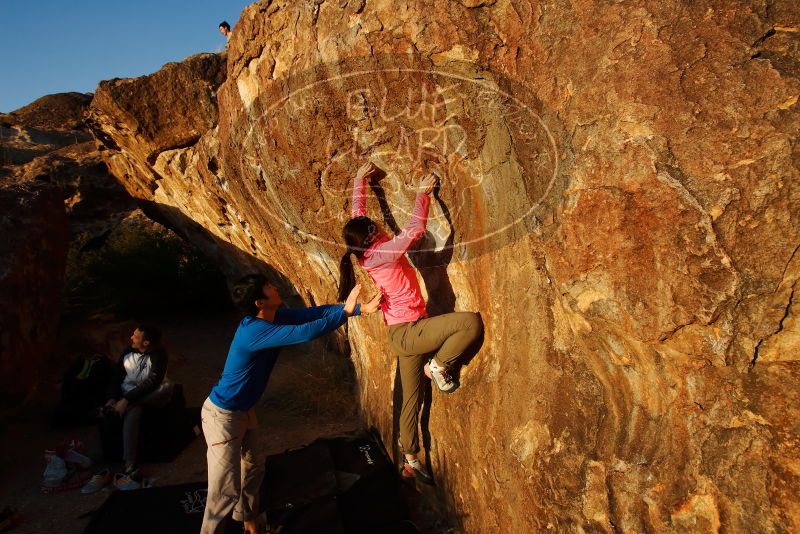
[419,173,438,195]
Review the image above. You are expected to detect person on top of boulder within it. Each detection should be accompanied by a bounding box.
[337,160,483,485]
[201,274,381,534]
[219,21,231,41]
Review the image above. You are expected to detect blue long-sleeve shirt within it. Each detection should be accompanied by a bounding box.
[209,303,359,411]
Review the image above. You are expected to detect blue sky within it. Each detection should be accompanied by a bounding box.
[0,0,253,112]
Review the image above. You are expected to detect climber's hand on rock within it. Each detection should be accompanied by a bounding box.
[343,283,362,316]
[356,161,381,182]
[361,292,383,315]
[419,173,438,195]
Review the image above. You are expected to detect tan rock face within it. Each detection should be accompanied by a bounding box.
[85,53,270,277]
[1,92,135,232]
[89,1,800,531]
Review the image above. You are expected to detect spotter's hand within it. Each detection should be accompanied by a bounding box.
[344,283,362,316]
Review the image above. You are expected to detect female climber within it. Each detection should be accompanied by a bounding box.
[337,160,483,484]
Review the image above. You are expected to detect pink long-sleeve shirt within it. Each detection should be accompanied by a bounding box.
[352,175,430,325]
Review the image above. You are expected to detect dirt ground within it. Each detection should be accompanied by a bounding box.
[0,310,427,534]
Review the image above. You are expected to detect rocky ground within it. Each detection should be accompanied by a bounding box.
[0,310,391,534]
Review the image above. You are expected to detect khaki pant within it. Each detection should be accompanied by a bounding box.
[200,398,262,534]
[388,312,483,454]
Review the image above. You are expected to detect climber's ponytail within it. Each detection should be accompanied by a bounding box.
[338,216,378,301]
[338,251,356,301]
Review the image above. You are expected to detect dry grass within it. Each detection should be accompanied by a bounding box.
[263,337,358,420]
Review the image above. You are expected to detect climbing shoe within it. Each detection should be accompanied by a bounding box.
[401,458,434,485]
[113,472,142,491]
[81,468,112,494]
[426,359,458,393]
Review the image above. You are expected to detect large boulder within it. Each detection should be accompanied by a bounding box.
[0,93,94,172]
[0,180,68,409]
[85,53,265,276]
[1,92,92,131]
[89,1,800,531]
[0,92,136,410]
[18,141,135,233]
[1,91,135,232]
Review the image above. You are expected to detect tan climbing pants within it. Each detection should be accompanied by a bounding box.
[387,312,483,455]
[200,398,262,534]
